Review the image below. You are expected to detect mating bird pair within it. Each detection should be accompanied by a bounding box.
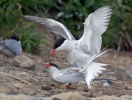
[23,6,112,89]
[3,6,112,89]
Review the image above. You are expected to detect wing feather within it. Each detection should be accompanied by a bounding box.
[22,15,75,40]
[56,71,85,83]
[79,6,112,55]
[4,40,22,56]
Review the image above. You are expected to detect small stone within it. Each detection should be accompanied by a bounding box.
[41,90,51,96]
[0,87,11,94]
[103,81,110,87]
[107,80,113,84]
[41,86,52,90]
[98,91,103,95]
[22,88,37,95]
[13,55,35,70]
[14,83,24,89]
[126,86,132,90]
[52,97,61,100]
[76,85,88,91]
[50,83,55,86]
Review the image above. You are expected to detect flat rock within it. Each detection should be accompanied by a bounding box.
[0,92,132,100]
[13,55,35,70]
[43,92,86,100]
[92,95,132,100]
[0,87,11,94]
[0,92,86,100]
[0,93,38,100]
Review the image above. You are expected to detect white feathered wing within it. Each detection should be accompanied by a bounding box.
[79,6,112,55]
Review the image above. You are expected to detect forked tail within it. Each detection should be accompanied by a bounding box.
[82,49,111,89]
[85,62,107,89]
[80,49,111,72]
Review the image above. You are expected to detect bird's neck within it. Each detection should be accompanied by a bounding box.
[49,68,60,79]
[63,40,75,52]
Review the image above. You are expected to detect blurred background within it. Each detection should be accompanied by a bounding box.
[0,0,132,53]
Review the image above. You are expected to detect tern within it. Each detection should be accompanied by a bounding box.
[45,60,107,89]
[23,6,112,69]
[0,36,22,58]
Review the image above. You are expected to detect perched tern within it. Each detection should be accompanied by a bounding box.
[0,36,22,58]
[45,59,107,89]
[23,6,112,69]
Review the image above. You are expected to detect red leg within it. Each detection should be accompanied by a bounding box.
[66,83,72,89]
[73,70,79,72]
[73,67,83,72]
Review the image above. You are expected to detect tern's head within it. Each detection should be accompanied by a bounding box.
[11,36,20,41]
[45,63,59,69]
[11,36,21,44]
[54,38,66,50]
[49,38,66,56]
[45,63,59,77]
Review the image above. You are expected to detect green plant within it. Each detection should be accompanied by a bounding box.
[15,22,47,54]
[0,0,52,53]
[1,0,132,52]
[0,0,56,23]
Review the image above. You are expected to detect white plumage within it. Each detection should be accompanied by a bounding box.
[46,50,108,89]
[23,6,113,89]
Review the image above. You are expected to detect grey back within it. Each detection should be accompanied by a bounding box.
[4,39,22,56]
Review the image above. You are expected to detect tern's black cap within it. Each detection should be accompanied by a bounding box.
[49,63,59,69]
[54,38,66,49]
[11,36,20,41]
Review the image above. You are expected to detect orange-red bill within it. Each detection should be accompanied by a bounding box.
[45,63,51,68]
[48,49,56,57]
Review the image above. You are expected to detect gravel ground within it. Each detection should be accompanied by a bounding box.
[0,30,132,99]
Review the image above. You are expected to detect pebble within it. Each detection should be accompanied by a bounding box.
[14,83,24,89]
[41,86,52,90]
[103,81,110,87]
[13,55,35,70]
[0,87,11,94]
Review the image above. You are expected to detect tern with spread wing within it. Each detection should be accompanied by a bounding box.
[23,6,112,69]
[0,36,22,58]
[45,58,107,89]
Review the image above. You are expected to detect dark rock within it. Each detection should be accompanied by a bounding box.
[52,97,61,100]
[41,86,52,90]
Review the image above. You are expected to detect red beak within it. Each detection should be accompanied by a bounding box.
[45,63,51,68]
[48,49,56,57]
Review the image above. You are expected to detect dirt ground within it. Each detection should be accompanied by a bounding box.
[0,30,132,99]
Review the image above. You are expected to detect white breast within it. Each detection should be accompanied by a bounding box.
[66,49,90,67]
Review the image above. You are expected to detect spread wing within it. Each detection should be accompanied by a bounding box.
[4,39,22,56]
[79,6,112,55]
[22,15,75,40]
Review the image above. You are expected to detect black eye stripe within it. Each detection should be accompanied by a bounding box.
[54,38,66,49]
[49,63,59,69]
[11,36,20,41]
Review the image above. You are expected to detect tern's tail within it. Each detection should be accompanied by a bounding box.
[80,49,110,72]
[85,62,107,89]
[82,49,111,89]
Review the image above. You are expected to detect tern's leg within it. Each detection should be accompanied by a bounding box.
[73,70,79,72]
[73,67,83,72]
[66,83,72,89]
